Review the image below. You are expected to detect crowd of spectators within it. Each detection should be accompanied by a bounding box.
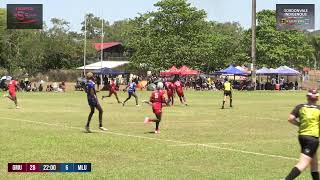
[73,73,300,92]
[145,75,299,91]
[1,79,66,92]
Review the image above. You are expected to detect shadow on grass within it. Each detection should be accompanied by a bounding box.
[144,131,155,134]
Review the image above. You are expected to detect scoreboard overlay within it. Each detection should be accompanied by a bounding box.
[8,163,91,173]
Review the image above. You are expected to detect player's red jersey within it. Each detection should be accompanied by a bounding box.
[8,80,17,92]
[110,80,116,92]
[150,90,166,115]
[174,81,184,97]
[165,82,174,97]
[8,80,18,97]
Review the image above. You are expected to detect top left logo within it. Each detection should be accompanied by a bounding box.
[7,4,43,29]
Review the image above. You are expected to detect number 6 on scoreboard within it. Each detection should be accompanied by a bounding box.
[65,165,68,170]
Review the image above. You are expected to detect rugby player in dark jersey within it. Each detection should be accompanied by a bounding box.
[222,77,232,109]
[85,72,108,133]
[283,89,320,180]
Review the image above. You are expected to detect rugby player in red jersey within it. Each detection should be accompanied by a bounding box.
[144,82,168,134]
[164,80,175,106]
[174,79,187,106]
[102,78,121,103]
[4,77,20,109]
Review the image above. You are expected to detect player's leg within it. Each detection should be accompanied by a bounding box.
[222,94,227,109]
[154,113,162,133]
[285,136,316,179]
[85,106,95,132]
[167,95,172,106]
[9,92,19,108]
[107,91,112,97]
[310,153,319,180]
[123,93,132,106]
[178,95,183,104]
[182,94,187,106]
[13,96,18,108]
[229,92,233,107]
[6,95,13,101]
[170,96,174,106]
[102,91,111,100]
[96,104,107,131]
[114,92,121,103]
[144,112,162,133]
[285,153,312,179]
[132,93,139,106]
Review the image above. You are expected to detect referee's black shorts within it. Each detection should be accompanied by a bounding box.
[298,135,319,158]
[224,91,232,97]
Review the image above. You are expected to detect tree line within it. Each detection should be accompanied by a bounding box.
[0,0,319,75]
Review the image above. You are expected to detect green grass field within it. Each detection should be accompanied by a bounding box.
[0,90,314,179]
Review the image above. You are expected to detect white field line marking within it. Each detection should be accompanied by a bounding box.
[169,144,197,147]
[2,117,298,161]
[239,115,284,122]
[127,120,213,124]
[206,143,235,145]
[169,142,234,147]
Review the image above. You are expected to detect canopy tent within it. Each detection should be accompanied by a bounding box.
[1,76,12,81]
[256,66,300,76]
[77,61,129,70]
[275,66,301,76]
[160,66,198,76]
[160,66,180,76]
[179,65,199,76]
[256,67,274,75]
[215,65,248,75]
[95,67,128,75]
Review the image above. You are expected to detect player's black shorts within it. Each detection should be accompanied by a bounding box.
[298,135,319,158]
[224,91,232,97]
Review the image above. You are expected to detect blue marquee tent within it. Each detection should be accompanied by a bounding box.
[215,65,247,75]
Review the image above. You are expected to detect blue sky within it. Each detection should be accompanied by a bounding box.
[0,0,319,31]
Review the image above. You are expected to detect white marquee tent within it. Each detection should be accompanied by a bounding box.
[77,61,129,71]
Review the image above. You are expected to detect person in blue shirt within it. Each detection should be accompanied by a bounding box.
[85,72,107,133]
[122,78,139,106]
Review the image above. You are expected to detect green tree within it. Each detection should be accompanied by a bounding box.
[308,32,320,68]
[240,10,315,69]
[81,13,109,41]
[126,0,210,71]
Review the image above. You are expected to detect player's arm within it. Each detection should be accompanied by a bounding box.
[149,94,154,103]
[288,114,299,127]
[288,105,300,127]
[123,85,129,92]
[16,82,21,91]
[163,96,169,106]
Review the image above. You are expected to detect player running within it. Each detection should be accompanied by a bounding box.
[164,79,175,106]
[283,89,320,180]
[144,82,168,134]
[84,72,108,133]
[4,77,20,109]
[102,78,121,103]
[174,79,187,106]
[122,79,139,106]
[221,77,232,109]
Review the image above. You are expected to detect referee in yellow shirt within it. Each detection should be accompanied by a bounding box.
[222,77,232,109]
[284,89,320,180]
